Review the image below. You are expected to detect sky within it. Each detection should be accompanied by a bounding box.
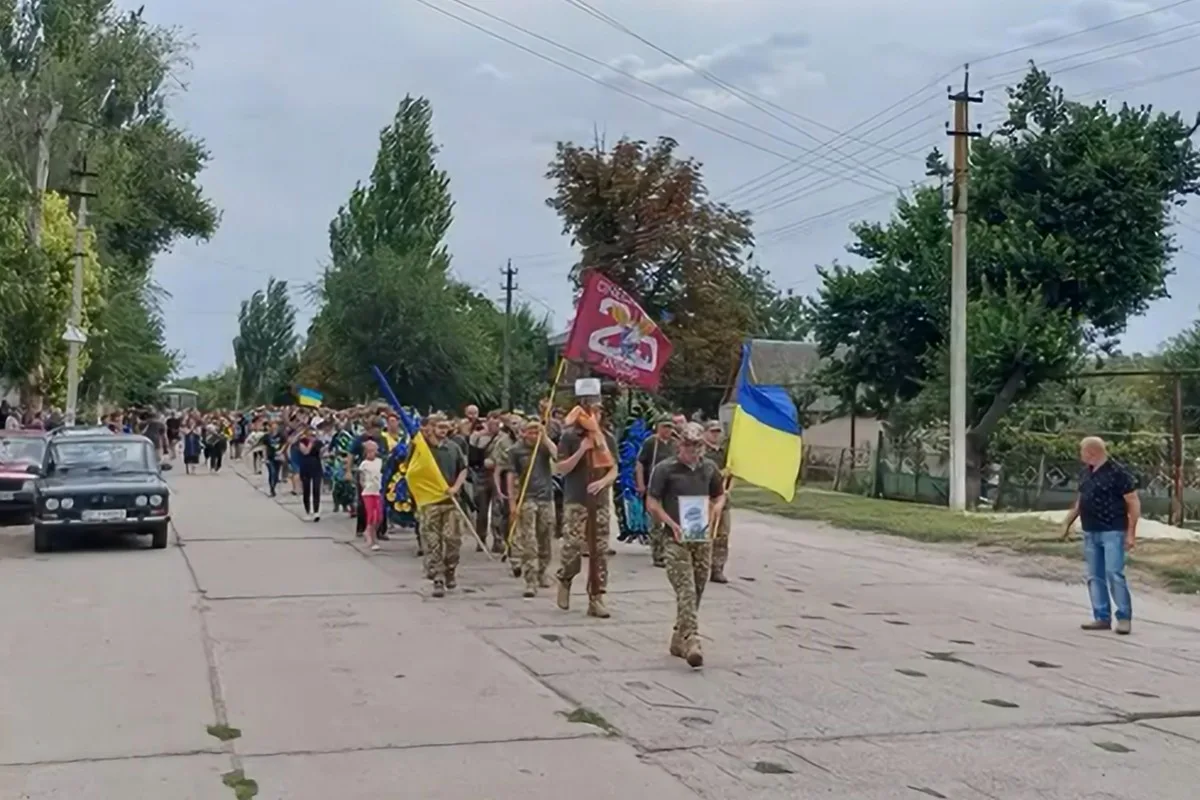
[134,0,1200,374]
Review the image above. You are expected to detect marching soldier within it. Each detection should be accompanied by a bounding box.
[422,414,468,598]
[704,420,732,583]
[508,419,558,597]
[637,415,677,568]
[647,423,726,668]
[555,386,619,618]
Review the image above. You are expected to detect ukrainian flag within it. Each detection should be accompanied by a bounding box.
[369,366,451,507]
[726,342,803,502]
[297,387,323,407]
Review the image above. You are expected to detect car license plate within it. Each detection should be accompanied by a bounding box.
[0,491,13,501]
[82,509,126,522]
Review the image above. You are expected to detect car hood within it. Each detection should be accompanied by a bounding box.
[0,464,36,480]
[38,473,167,493]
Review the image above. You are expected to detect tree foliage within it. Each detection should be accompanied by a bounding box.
[302,95,549,410]
[545,135,802,410]
[233,279,299,406]
[0,0,218,406]
[171,365,238,411]
[807,67,1200,500]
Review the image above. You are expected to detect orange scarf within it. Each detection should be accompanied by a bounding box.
[564,405,614,469]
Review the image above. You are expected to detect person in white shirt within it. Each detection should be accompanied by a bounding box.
[358,440,385,551]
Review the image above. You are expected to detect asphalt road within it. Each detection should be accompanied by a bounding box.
[1,462,1198,799]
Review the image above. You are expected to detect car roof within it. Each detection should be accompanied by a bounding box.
[0,429,46,439]
[49,433,149,445]
[48,426,114,436]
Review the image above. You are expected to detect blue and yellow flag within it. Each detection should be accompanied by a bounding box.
[370,366,451,508]
[726,342,803,501]
[296,387,323,408]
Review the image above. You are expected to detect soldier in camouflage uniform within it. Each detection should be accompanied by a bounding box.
[703,420,732,583]
[488,418,518,554]
[508,418,558,597]
[647,423,726,668]
[556,395,619,619]
[637,415,677,568]
[421,415,468,598]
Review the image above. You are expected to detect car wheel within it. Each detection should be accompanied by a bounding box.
[150,524,169,549]
[33,524,53,553]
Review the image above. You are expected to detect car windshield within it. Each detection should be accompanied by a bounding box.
[0,437,45,465]
[47,440,153,474]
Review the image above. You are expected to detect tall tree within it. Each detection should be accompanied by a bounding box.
[0,0,218,406]
[233,279,299,406]
[546,136,800,409]
[807,67,1200,502]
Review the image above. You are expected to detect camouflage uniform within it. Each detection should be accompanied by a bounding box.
[422,501,462,584]
[516,500,555,590]
[707,442,732,581]
[557,502,611,593]
[488,433,516,553]
[639,434,676,567]
[665,537,712,644]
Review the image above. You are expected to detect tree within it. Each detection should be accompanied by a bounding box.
[233,279,299,406]
[807,67,1200,502]
[0,1,218,406]
[172,366,238,410]
[546,135,796,409]
[305,95,547,409]
[1161,315,1200,432]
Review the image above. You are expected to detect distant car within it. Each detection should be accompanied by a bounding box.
[0,431,47,517]
[31,433,172,553]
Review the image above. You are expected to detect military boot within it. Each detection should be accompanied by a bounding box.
[587,595,610,619]
[445,570,457,590]
[556,578,571,610]
[432,579,446,599]
[669,629,686,658]
[685,637,703,668]
[538,571,553,589]
[709,568,728,584]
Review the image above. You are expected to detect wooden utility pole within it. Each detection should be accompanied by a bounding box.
[946,66,982,511]
[501,260,518,409]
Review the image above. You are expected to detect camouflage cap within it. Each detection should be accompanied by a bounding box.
[655,414,676,427]
[679,422,705,443]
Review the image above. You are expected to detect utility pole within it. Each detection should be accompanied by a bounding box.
[947,66,982,511]
[501,260,518,409]
[63,157,98,427]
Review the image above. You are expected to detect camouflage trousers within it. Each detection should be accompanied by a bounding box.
[711,507,732,573]
[491,490,510,551]
[666,538,712,643]
[648,519,667,565]
[422,501,462,581]
[515,499,554,588]
[557,502,610,595]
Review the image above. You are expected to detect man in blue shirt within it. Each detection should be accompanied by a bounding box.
[1062,436,1140,635]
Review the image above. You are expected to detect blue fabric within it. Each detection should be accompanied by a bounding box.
[1083,530,1133,622]
[735,341,801,435]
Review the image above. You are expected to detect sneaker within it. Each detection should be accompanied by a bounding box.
[304,512,313,522]
[432,580,446,598]
[685,638,704,668]
[370,544,381,552]
[313,513,321,522]
[1115,619,1132,635]
[1081,619,1111,631]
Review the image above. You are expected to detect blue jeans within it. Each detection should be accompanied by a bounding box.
[266,460,280,496]
[1083,530,1132,622]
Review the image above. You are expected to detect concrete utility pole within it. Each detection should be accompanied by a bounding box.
[947,66,982,511]
[501,260,518,409]
[63,157,98,427]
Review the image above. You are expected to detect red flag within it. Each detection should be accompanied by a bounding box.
[564,271,673,391]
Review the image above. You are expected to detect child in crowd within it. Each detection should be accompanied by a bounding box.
[358,440,384,552]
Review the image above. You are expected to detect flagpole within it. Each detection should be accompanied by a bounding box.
[503,357,567,560]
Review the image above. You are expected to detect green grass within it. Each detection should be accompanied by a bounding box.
[736,486,1200,594]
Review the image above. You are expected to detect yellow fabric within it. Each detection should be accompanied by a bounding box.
[297,394,321,407]
[726,405,802,502]
[406,432,452,508]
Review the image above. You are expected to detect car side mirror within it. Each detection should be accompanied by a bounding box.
[25,464,41,476]
[160,462,173,471]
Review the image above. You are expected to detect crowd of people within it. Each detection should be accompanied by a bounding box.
[119,387,733,668]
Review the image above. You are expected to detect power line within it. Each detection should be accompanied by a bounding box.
[557,0,923,182]
[412,0,901,192]
[1075,61,1200,97]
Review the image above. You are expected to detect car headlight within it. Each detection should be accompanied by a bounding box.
[135,495,148,507]
[149,494,163,507]
[21,480,33,492]
[60,497,74,510]
[45,498,59,510]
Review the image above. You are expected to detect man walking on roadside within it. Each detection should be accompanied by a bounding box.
[422,414,468,598]
[509,418,557,597]
[637,415,677,568]
[1062,436,1139,635]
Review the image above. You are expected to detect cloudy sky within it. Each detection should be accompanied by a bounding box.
[137,0,1200,374]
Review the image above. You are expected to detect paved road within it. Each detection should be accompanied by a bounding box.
[1,464,1198,799]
